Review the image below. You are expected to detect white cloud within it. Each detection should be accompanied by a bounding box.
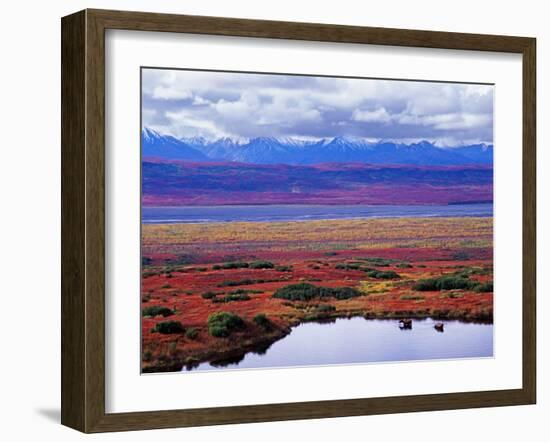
[352,107,392,123]
[142,68,494,144]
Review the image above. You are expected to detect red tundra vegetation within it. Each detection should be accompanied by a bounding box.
[141,217,493,373]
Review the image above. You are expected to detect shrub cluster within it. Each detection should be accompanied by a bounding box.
[212,260,276,270]
[185,327,199,339]
[249,260,275,269]
[366,270,400,279]
[142,306,173,317]
[335,263,363,271]
[400,294,425,301]
[212,294,251,303]
[273,283,361,301]
[152,321,184,334]
[474,282,493,293]
[253,313,272,330]
[414,275,493,292]
[212,262,249,270]
[315,304,336,313]
[396,262,413,269]
[201,291,219,299]
[218,278,278,287]
[357,257,399,267]
[207,312,245,337]
[230,288,263,295]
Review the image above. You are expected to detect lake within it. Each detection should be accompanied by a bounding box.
[143,203,493,224]
[185,317,493,372]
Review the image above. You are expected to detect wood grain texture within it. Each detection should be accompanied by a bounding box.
[61,10,86,431]
[61,8,537,433]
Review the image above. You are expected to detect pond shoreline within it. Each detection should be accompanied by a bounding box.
[142,311,493,374]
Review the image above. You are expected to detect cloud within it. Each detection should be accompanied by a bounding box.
[352,107,392,123]
[142,68,493,145]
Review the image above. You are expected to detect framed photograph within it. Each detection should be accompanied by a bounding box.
[61,9,536,433]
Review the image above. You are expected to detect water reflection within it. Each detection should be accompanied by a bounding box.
[184,317,493,372]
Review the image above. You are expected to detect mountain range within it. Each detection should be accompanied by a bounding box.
[142,128,493,166]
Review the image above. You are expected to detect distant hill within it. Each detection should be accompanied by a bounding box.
[142,159,493,206]
[142,128,493,166]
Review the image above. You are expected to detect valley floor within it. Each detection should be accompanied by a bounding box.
[141,216,493,373]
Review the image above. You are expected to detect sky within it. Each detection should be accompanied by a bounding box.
[142,68,494,146]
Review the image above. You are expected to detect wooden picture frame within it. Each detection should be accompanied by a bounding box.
[61,8,536,433]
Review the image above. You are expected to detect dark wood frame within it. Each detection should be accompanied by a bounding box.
[61,8,536,433]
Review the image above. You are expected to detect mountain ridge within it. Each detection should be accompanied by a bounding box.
[142,128,493,166]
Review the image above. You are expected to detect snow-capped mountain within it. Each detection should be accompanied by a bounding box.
[141,127,493,166]
[142,128,208,161]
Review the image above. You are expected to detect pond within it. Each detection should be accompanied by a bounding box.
[186,317,493,372]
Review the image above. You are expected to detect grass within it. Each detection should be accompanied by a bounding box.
[185,327,199,339]
[400,294,425,301]
[273,283,362,301]
[207,312,245,338]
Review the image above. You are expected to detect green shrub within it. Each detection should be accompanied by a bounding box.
[213,262,249,270]
[142,306,173,317]
[357,257,398,267]
[161,283,172,289]
[207,312,245,337]
[201,291,219,299]
[397,262,413,269]
[185,327,199,339]
[413,275,479,291]
[474,281,493,293]
[153,321,184,334]
[230,288,263,295]
[212,294,251,303]
[400,294,425,301]
[273,283,361,301]
[454,267,491,277]
[249,260,275,269]
[275,265,293,272]
[218,279,256,287]
[253,313,272,329]
[366,270,400,279]
[218,278,278,287]
[442,292,464,299]
[335,263,362,270]
[315,304,336,313]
